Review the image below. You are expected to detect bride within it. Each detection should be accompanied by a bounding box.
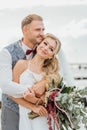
[12,33,61,130]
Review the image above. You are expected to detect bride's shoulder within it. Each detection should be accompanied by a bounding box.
[17,59,27,64]
[13,60,28,74]
[16,59,27,66]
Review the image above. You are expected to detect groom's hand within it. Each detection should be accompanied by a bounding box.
[32,79,46,97]
[23,89,38,104]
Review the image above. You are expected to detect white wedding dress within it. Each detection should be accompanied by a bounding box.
[19,68,49,130]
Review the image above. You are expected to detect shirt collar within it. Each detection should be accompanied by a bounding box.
[19,39,37,54]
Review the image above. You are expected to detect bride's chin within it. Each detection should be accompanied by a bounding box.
[38,53,46,59]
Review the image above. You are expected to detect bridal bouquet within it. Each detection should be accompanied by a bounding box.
[28,78,87,130]
[45,79,87,130]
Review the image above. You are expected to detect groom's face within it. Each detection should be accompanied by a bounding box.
[24,20,45,46]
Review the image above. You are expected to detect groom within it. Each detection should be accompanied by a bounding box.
[0,14,45,130]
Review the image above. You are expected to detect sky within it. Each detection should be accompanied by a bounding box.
[0,0,87,63]
[0,0,87,9]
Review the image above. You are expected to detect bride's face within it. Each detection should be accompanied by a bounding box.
[37,37,57,59]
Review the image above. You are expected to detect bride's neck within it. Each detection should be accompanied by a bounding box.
[30,55,44,68]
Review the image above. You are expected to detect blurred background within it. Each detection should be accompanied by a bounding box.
[0,0,87,129]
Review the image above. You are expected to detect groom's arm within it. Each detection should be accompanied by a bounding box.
[0,49,29,97]
[10,96,35,109]
[10,96,47,116]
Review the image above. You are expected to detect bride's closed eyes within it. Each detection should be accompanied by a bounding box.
[43,42,54,52]
[43,42,47,45]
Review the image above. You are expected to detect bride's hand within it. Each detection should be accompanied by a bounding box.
[33,105,48,116]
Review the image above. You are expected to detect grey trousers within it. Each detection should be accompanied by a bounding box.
[1,105,19,130]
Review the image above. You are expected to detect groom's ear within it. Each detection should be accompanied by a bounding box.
[22,26,28,33]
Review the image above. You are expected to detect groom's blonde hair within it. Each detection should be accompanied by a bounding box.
[21,14,43,29]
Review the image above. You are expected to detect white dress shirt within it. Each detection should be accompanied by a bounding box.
[19,42,34,60]
[0,42,34,98]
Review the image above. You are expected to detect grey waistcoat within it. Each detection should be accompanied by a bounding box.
[2,40,26,113]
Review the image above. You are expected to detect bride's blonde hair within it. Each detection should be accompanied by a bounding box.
[42,33,61,89]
